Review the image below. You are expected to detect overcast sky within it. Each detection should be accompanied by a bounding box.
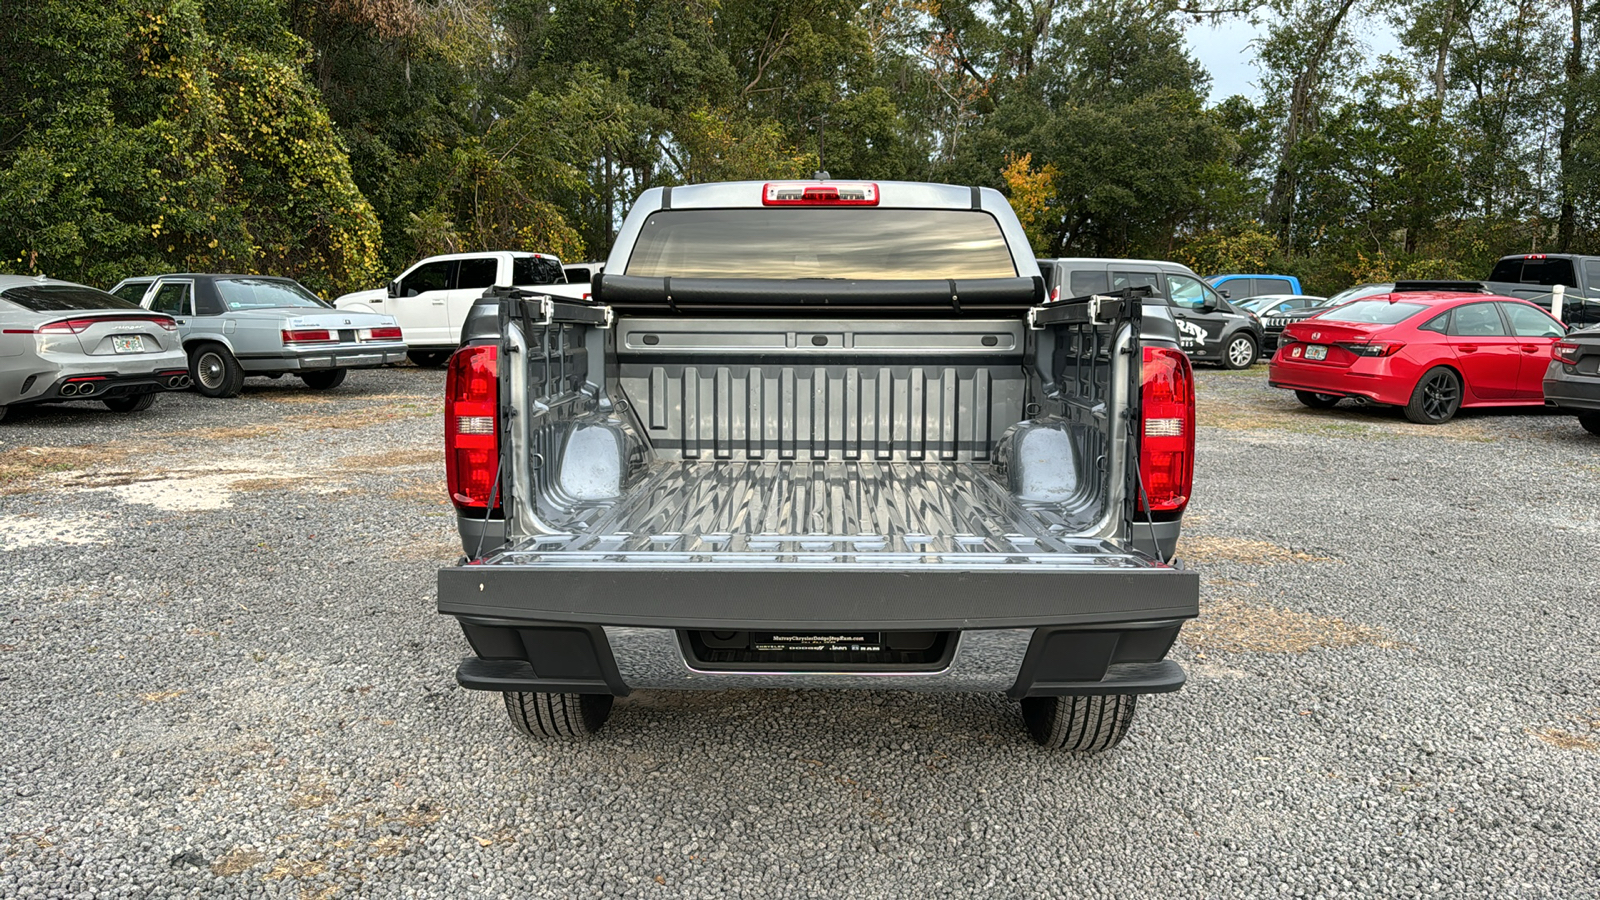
[1182,15,1403,103]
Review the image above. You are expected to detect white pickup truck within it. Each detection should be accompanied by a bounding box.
[335,251,585,366]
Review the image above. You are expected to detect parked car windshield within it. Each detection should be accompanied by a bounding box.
[215,278,330,310]
[0,284,138,311]
[625,209,1017,280]
[1317,300,1428,324]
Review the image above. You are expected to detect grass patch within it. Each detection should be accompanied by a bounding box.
[210,848,266,876]
[231,476,308,493]
[387,478,447,506]
[339,449,440,471]
[1530,727,1599,752]
[1196,392,1495,442]
[1178,535,1334,565]
[1183,598,1409,653]
[0,445,127,494]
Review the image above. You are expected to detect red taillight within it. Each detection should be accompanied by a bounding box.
[38,315,174,334]
[1337,340,1405,358]
[282,329,333,343]
[762,181,879,206]
[1554,341,1582,363]
[365,326,403,341]
[445,345,500,512]
[1139,346,1195,513]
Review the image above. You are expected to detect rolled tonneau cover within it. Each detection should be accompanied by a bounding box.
[595,274,1045,314]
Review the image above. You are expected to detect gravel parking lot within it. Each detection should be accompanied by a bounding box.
[2,366,1598,898]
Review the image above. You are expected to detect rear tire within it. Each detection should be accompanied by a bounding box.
[189,344,245,398]
[299,368,347,390]
[1579,412,1600,437]
[103,393,157,413]
[1295,390,1341,409]
[408,350,451,368]
[1020,694,1138,753]
[1223,334,1259,369]
[1404,366,1462,424]
[503,691,613,739]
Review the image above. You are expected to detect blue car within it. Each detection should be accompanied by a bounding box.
[1205,273,1303,300]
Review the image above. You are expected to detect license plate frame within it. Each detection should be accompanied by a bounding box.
[111,335,146,354]
[1304,344,1327,361]
[750,632,884,653]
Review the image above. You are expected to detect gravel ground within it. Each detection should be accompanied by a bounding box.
[2,365,1598,898]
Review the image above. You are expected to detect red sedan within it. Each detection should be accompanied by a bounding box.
[1268,290,1565,423]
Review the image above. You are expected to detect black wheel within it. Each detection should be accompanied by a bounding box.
[1295,390,1341,409]
[1579,412,1600,437]
[299,368,347,390]
[1404,366,1462,424]
[189,344,245,398]
[103,393,157,413]
[503,691,613,739]
[1020,694,1138,753]
[408,350,451,367]
[1222,334,1259,369]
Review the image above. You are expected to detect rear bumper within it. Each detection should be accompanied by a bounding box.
[238,342,408,372]
[34,368,190,401]
[1543,365,1600,412]
[451,619,1188,699]
[1268,354,1410,405]
[439,560,1198,696]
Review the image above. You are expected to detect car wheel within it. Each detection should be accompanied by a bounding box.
[503,691,613,739]
[408,350,451,368]
[299,368,347,390]
[189,344,245,398]
[1020,694,1138,752]
[1295,390,1341,409]
[103,393,157,413]
[1223,334,1258,369]
[1404,366,1461,424]
[1579,412,1600,437]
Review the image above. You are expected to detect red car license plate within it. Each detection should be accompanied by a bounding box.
[1304,344,1327,361]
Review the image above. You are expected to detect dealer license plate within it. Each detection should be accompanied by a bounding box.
[112,335,146,354]
[1304,344,1327,361]
[751,633,884,652]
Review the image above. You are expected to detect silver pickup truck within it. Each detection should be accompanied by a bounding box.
[435,180,1200,752]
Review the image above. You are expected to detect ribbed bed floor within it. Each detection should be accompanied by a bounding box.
[495,461,1139,567]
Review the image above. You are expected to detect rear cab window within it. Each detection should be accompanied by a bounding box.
[149,281,193,316]
[514,256,567,286]
[624,209,1017,280]
[455,258,499,290]
[1490,257,1578,287]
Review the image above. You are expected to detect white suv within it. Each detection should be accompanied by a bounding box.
[336,251,580,365]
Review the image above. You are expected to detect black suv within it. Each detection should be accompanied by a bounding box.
[1038,258,1266,368]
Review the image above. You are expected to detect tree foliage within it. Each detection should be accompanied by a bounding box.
[2,0,1597,295]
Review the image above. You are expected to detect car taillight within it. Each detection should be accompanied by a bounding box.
[445,345,500,512]
[1139,346,1195,513]
[762,181,879,205]
[1337,341,1405,357]
[365,326,403,341]
[1554,341,1582,363]
[282,329,333,343]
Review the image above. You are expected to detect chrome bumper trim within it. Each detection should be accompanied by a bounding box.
[600,626,1034,692]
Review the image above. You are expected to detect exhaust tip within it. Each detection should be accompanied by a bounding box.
[76,382,96,395]
[60,383,79,395]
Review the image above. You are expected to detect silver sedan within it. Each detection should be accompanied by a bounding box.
[0,275,191,422]
[110,274,407,398]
